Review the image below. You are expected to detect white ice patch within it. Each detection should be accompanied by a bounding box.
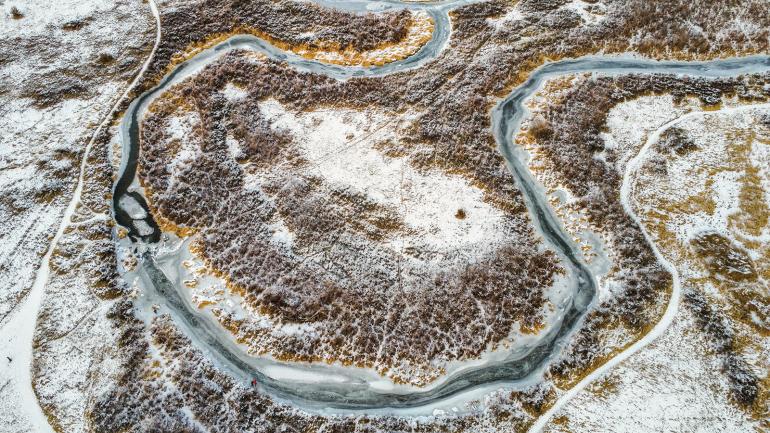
[134,220,155,237]
[262,365,349,384]
[119,195,148,219]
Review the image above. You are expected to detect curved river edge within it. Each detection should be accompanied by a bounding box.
[111,0,770,413]
[112,2,453,243]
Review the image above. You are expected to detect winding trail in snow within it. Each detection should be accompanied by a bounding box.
[529,100,770,432]
[13,0,770,429]
[0,1,161,431]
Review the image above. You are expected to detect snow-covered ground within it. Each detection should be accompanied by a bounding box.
[0,0,152,323]
[543,308,758,433]
[539,96,770,432]
[560,0,606,26]
[0,0,155,431]
[156,97,570,386]
[258,99,512,268]
[3,0,768,429]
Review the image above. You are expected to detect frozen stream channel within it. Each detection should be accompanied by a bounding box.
[112,0,770,413]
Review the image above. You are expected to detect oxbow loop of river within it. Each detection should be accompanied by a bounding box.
[111,0,770,414]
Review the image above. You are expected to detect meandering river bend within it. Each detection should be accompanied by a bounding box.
[112,0,770,413]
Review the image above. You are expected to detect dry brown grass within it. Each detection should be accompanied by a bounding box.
[160,14,433,80]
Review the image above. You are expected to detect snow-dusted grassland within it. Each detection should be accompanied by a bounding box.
[0,1,153,431]
[129,0,770,391]
[0,0,152,323]
[171,96,575,385]
[139,71,564,385]
[523,81,770,432]
[3,0,770,431]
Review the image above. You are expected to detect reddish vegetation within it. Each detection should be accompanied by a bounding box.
[134,0,770,382]
[144,0,415,83]
[10,6,24,19]
[92,308,543,433]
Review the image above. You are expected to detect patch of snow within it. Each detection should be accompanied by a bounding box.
[166,111,203,184]
[600,94,698,174]
[561,0,606,25]
[221,82,248,102]
[226,133,243,160]
[543,310,757,433]
[259,98,510,264]
[487,4,525,29]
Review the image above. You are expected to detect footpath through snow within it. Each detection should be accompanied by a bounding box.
[529,101,770,432]
[0,1,161,431]
[1,0,768,427]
